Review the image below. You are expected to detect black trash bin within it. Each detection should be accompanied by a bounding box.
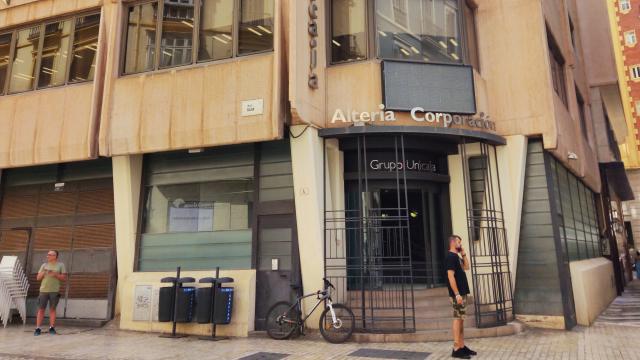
[196,286,234,324]
[158,276,196,323]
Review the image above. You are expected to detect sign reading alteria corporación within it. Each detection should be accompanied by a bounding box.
[331,104,496,131]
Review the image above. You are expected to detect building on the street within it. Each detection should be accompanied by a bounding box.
[0,0,631,339]
[611,0,640,273]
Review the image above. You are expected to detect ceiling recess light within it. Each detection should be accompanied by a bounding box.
[332,40,341,47]
[568,152,578,160]
[189,148,204,154]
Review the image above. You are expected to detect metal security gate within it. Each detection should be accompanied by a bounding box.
[0,162,116,320]
[460,141,514,328]
[325,135,416,333]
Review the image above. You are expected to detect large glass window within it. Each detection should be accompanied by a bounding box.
[376,0,461,63]
[198,0,234,61]
[123,0,274,75]
[9,27,39,94]
[124,3,158,74]
[330,0,367,63]
[238,0,274,55]
[38,21,72,89]
[1,12,101,96]
[69,14,100,83]
[0,33,11,95]
[551,156,602,262]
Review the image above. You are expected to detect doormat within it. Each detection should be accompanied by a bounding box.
[237,352,290,360]
[348,348,431,360]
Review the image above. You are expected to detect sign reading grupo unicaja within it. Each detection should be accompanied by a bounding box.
[331,104,496,131]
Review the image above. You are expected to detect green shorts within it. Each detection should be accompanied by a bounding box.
[451,295,467,319]
[38,292,60,310]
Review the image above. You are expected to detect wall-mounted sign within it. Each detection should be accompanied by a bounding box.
[370,159,437,173]
[133,285,153,321]
[241,99,264,117]
[308,0,319,89]
[331,104,495,131]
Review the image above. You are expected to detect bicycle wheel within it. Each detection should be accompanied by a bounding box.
[319,303,355,344]
[265,301,299,340]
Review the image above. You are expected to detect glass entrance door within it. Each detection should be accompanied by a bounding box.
[346,181,447,289]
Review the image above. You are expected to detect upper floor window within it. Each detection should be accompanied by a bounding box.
[625,30,637,46]
[631,64,640,80]
[575,87,589,142]
[122,0,274,75]
[547,30,567,106]
[620,0,631,12]
[330,0,475,67]
[0,12,100,96]
[376,0,462,63]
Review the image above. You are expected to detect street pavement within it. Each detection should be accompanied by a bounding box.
[0,281,638,360]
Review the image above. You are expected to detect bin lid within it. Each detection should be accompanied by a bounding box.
[199,277,234,284]
[177,277,196,283]
[160,277,177,283]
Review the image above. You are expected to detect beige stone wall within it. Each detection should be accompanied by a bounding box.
[569,258,617,326]
[0,0,104,168]
[99,0,285,157]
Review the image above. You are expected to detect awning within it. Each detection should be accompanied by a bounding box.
[601,85,628,145]
[318,125,507,145]
[602,162,635,201]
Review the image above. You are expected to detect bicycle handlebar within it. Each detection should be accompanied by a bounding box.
[323,277,335,290]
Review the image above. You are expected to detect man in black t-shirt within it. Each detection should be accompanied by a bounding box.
[446,235,476,359]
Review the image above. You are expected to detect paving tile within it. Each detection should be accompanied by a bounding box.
[348,348,430,359]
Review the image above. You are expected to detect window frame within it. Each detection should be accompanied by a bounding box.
[625,29,637,47]
[120,0,275,77]
[631,64,640,80]
[327,0,475,68]
[0,9,101,96]
[547,28,568,106]
[619,0,631,12]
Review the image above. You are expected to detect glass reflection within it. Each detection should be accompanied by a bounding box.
[238,0,274,55]
[69,14,100,83]
[9,26,39,93]
[38,21,72,88]
[124,3,157,74]
[331,0,367,63]
[198,0,234,62]
[0,33,11,94]
[376,0,462,64]
[160,0,195,68]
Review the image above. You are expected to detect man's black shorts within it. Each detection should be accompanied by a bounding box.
[37,293,60,310]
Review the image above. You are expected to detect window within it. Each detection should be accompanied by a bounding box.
[238,0,275,55]
[620,0,631,12]
[631,64,640,80]
[69,14,100,83]
[576,88,589,142]
[330,0,367,63]
[548,30,567,106]
[1,12,101,95]
[635,100,640,115]
[122,0,274,75]
[463,0,479,70]
[0,33,11,95]
[8,27,39,93]
[38,21,73,89]
[468,156,486,241]
[198,0,234,62]
[625,30,637,46]
[551,157,602,262]
[569,16,577,55]
[376,0,462,63]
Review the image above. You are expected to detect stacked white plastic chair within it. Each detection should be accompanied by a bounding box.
[0,256,29,327]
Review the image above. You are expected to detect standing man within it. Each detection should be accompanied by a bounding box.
[446,235,476,359]
[34,250,67,336]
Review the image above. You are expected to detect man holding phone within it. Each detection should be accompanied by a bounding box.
[446,235,476,359]
[34,250,67,336]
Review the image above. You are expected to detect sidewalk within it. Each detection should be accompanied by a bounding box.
[0,282,638,360]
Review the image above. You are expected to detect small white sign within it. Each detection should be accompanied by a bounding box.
[133,285,153,321]
[241,99,264,117]
[272,258,279,271]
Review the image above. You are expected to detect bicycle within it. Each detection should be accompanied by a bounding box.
[265,278,355,344]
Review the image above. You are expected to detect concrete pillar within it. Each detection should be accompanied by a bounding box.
[496,135,528,290]
[290,125,325,326]
[112,155,143,317]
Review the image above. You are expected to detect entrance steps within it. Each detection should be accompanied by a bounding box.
[348,287,522,342]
